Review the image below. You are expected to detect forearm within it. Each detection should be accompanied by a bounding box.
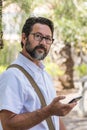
[1,105,51,130]
[59,118,66,130]
[1,96,76,130]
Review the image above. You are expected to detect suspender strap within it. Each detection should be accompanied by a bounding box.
[7,64,55,130]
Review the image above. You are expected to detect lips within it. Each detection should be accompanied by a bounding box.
[36,46,46,51]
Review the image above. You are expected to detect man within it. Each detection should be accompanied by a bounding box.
[0,17,76,130]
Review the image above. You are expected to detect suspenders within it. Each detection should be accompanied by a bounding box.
[7,64,55,130]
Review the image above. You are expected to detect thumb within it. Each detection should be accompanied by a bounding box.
[54,96,66,103]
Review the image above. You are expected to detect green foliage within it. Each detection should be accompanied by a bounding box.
[44,57,64,77]
[51,0,87,44]
[0,65,7,73]
[3,0,87,45]
[75,63,87,77]
[1,0,87,79]
[0,40,21,65]
[45,62,64,77]
[3,0,33,13]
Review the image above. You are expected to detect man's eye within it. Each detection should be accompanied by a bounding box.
[36,34,41,38]
[46,37,51,41]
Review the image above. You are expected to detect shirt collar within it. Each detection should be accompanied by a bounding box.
[18,53,45,71]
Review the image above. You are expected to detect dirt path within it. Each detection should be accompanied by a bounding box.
[57,88,87,130]
[62,110,87,130]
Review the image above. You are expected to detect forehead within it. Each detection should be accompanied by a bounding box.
[32,23,52,36]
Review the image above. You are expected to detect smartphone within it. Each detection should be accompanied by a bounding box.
[68,96,82,104]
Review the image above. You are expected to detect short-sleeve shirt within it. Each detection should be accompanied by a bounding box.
[0,53,59,130]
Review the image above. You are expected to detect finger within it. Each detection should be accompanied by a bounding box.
[54,96,66,102]
[62,102,77,112]
[69,102,77,108]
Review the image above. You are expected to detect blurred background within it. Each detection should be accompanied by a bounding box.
[0,0,87,129]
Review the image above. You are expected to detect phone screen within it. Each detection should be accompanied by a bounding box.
[68,96,82,104]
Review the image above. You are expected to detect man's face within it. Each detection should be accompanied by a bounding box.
[24,23,53,60]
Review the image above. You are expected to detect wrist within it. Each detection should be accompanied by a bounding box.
[36,105,53,119]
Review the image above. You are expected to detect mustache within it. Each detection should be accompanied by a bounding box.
[34,45,47,52]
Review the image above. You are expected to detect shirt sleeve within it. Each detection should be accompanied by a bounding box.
[0,69,24,114]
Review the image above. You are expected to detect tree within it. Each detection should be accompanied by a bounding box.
[44,0,87,89]
[0,0,36,64]
[1,0,87,89]
[0,0,3,49]
[0,0,35,50]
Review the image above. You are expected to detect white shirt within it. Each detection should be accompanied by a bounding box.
[0,53,59,130]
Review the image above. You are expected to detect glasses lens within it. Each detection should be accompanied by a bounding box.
[34,33,42,41]
[32,33,54,45]
[45,37,53,44]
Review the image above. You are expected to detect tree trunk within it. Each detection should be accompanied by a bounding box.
[0,0,3,49]
[50,42,74,89]
[58,44,74,89]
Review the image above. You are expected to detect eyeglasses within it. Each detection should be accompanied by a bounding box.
[30,32,54,45]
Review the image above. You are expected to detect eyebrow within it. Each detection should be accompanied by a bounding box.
[34,32,52,38]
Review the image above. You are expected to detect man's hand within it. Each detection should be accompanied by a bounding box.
[0,96,76,130]
[48,96,77,116]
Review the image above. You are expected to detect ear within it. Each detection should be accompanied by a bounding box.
[21,33,27,46]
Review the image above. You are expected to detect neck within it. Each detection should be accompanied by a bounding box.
[21,50,40,67]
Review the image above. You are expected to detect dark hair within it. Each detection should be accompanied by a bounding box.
[21,16,54,47]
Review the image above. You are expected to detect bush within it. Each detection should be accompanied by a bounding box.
[45,62,64,77]
[75,63,87,77]
[0,65,8,74]
[0,40,21,65]
[44,57,64,78]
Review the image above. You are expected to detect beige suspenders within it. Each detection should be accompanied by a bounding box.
[7,64,55,130]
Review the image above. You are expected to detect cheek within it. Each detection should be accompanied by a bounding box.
[29,35,38,45]
[26,40,38,51]
[47,45,51,52]
[28,37,39,48]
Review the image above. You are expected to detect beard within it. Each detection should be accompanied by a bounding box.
[25,39,48,60]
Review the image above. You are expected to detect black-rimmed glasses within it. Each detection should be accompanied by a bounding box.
[30,32,54,45]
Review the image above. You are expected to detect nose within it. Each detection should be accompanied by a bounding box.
[40,37,47,45]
